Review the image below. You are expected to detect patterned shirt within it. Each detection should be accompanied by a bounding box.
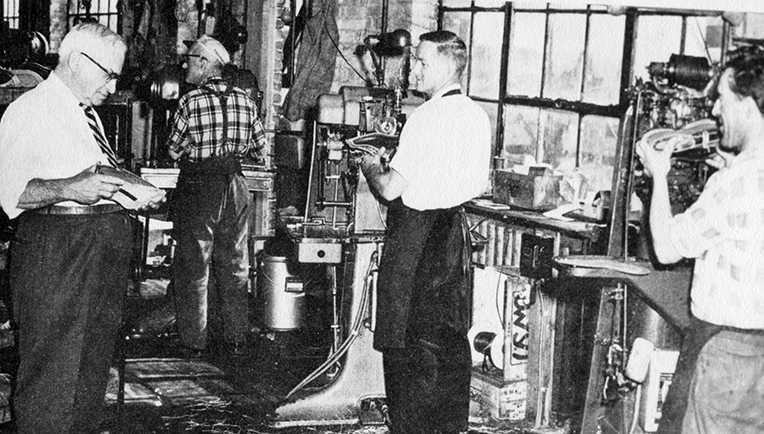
[167,77,267,161]
[667,152,764,329]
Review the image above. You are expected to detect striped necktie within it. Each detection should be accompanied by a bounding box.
[80,103,119,167]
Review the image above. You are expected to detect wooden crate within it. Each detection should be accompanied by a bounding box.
[493,169,561,210]
[470,367,527,421]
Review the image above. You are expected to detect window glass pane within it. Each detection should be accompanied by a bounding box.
[442,12,473,54]
[442,12,472,89]
[543,13,585,100]
[470,13,505,98]
[507,12,545,97]
[632,15,682,85]
[540,109,577,170]
[580,115,618,193]
[477,101,499,163]
[503,105,539,167]
[513,1,547,10]
[733,13,764,40]
[475,0,508,7]
[548,3,587,10]
[583,14,625,105]
[4,0,19,29]
[442,0,471,8]
[684,16,724,64]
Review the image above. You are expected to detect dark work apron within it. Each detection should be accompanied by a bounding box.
[373,198,470,350]
[375,199,472,434]
[373,87,468,350]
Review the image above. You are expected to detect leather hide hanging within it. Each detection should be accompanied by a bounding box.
[282,0,339,121]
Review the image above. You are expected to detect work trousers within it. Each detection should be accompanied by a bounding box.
[658,317,764,434]
[683,329,764,433]
[172,170,250,349]
[10,211,132,434]
[382,327,472,434]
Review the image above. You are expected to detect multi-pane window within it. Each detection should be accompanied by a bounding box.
[440,1,726,193]
[69,0,120,33]
[3,0,20,29]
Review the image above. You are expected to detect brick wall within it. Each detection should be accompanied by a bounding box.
[255,0,437,130]
[332,0,437,92]
[46,0,437,136]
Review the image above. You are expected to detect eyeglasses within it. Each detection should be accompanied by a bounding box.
[81,52,120,82]
[183,53,207,62]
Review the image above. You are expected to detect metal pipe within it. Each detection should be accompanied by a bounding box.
[304,122,318,223]
[380,0,388,85]
[318,201,354,208]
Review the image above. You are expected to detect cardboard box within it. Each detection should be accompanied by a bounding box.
[493,169,561,210]
[470,368,527,421]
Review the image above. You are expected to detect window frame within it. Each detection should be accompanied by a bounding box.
[437,2,729,177]
[3,0,20,29]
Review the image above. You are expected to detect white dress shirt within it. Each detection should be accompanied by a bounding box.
[390,84,492,211]
[0,73,113,219]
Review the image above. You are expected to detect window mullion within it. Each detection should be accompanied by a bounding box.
[494,2,512,167]
[466,0,477,96]
[576,7,593,168]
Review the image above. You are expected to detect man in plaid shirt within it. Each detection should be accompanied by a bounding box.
[167,35,266,358]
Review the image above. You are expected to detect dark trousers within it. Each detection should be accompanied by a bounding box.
[382,328,472,434]
[10,211,132,434]
[172,170,250,349]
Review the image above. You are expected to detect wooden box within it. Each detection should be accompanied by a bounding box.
[493,169,561,210]
[470,367,527,421]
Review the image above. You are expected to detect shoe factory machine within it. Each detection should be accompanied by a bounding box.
[551,50,724,434]
[269,25,425,424]
[269,86,423,427]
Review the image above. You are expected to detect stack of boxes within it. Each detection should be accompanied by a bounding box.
[470,271,531,422]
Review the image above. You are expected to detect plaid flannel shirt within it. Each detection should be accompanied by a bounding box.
[167,77,267,161]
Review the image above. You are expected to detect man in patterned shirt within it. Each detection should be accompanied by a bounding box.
[167,35,267,358]
[637,46,764,433]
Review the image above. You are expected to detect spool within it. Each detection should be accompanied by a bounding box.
[467,322,504,369]
[256,255,306,331]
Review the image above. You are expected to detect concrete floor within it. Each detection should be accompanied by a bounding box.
[0,282,542,434]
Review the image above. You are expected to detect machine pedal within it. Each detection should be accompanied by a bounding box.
[358,397,388,425]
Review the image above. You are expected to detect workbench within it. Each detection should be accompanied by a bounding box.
[465,198,692,433]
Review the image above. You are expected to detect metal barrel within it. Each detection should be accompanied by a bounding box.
[256,255,306,331]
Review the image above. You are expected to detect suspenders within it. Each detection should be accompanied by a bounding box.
[201,82,234,157]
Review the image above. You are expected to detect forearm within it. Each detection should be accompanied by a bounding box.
[364,166,391,198]
[649,176,682,264]
[17,178,74,209]
[168,147,184,161]
[362,163,407,202]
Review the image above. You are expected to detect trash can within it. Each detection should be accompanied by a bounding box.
[256,255,305,330]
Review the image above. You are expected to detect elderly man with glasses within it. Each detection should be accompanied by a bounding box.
[0,23,159,434]
[166,35,266,359]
